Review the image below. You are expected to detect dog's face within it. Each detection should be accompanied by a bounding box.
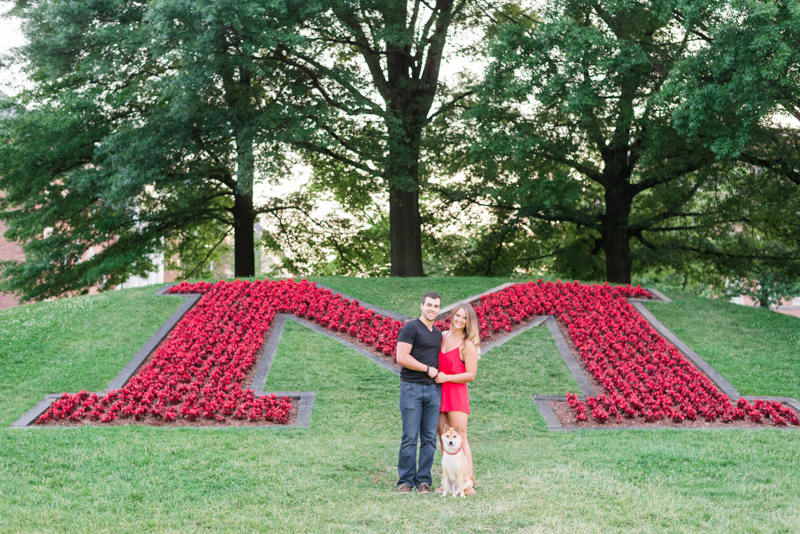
[442,424,462,452]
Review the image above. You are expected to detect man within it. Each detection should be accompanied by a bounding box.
[395,292,443,494]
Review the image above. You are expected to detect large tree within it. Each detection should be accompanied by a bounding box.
[664,0,800,289]
[457,0,799,283]
[0,0,309,300]
[276,0,482,276]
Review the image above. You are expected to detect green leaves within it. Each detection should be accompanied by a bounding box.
[0,0,314,299]
[457,0,800,284]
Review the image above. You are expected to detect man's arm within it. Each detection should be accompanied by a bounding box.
[396,341,438,378]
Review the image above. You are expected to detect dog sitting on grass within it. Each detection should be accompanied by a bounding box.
[440,424,474,498]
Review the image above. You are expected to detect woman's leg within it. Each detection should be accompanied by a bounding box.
[444,410,474,494]
[438,412,450,450]
[435,413,449,492]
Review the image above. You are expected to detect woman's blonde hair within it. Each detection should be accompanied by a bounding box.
[450,302,481,358]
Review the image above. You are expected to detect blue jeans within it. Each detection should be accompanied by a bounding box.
[398,382,441,488]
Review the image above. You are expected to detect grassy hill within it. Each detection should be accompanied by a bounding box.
[1,278,799,533]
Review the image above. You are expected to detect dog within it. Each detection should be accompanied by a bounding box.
[440,423,474,498]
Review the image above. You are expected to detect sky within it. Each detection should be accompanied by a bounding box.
[0,4,26,96]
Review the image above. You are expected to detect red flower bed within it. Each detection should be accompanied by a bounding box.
[38,279,406,425]
[436,280,797,427]
[538,281,796,427]
[38,278,798,427]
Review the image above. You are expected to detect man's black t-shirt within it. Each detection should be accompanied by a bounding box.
[397,318,443,385]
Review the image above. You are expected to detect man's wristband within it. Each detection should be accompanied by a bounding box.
[426,365,430,376]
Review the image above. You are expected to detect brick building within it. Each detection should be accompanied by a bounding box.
[0,204,24,309]
[0,90,178,309]
[0,220,178,309]
[0,91,21,309]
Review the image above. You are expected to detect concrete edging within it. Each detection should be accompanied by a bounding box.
[530,289,800,431]
[481,315,549,354]
[12,281,409,429]
[314,283,413,322]
[544,316,597,397]
[250,313,400,398]
[106,293,203,391]
[436,282,516,320]
[630,300,741,400]
[14,281,798,433]
[13,284,323,429]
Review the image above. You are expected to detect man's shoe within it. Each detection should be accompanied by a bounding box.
[417,483,432,494]
[397,483,412,494]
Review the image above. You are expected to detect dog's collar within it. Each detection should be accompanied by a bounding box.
[443,448,462,456]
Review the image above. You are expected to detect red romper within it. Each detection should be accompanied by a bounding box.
[439,335,470,414]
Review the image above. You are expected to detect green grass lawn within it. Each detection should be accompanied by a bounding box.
[309,276,516,317]
[1,279,799,533]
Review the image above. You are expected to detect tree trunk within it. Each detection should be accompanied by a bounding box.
[389,186,423,277]
[233,190,255,278]
[233,128,256,278]
[604,226,632,284]
[387,124,424,277]
[602,176,633,284]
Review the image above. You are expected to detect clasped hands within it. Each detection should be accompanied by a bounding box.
[427,366,449,383]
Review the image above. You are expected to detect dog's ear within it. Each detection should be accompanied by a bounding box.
[443,423,449,432]
[455,425,460,433]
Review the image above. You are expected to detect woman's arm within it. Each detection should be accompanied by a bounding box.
[435,341,478,384]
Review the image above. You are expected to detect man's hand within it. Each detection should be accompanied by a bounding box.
[427,366,439,379]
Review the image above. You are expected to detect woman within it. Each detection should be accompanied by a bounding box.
[435,302,480,494]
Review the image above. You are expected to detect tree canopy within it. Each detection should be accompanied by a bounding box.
[0,0,310,300]
[1,0,798,300]
[269,0,483,277]
[444,0,800,284]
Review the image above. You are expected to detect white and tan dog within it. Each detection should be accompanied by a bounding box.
[440,424,474,498]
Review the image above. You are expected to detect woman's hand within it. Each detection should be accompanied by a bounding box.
[435,372,449,384]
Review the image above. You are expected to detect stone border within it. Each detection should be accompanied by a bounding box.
[13,281,799,432]
[251,314,400,391]
[629,287,673,303]
[436,282,517,320]
[481,315,549,353]
[10,285,323,429]
[11,279,414,429]
[317,280,517,322]
[530,288,800,431]
[543,316,597,397]
[107,293,202,391]
[480,314,595,397]
[314,283,412,322]
[10,393,65,428]
[630,300,741,400]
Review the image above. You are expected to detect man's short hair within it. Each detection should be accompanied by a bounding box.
[421,292,441,305]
